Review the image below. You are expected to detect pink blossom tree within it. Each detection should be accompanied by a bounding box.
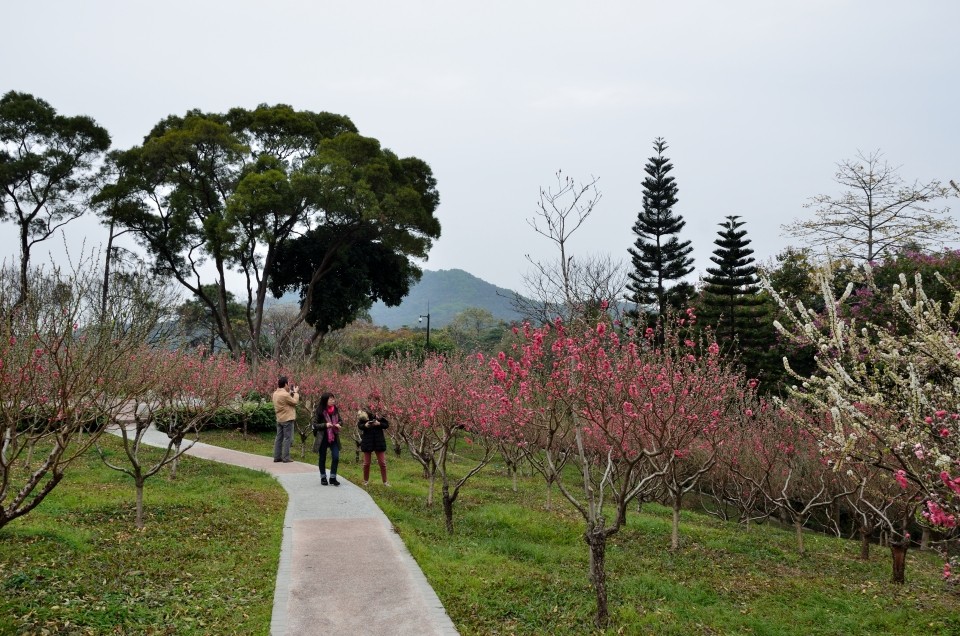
[490,315,746,627]
[390,353,505,533]
[98,349,249,528]
[0,260,178,530]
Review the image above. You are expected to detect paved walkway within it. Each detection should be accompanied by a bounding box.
[124,426,459,636]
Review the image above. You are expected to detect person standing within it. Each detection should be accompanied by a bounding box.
[272,376,299,463]
[357,408,390,487]
[313,393,342,485]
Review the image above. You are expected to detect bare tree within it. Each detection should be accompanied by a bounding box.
[784,150,956,262]
[513,171,628,326]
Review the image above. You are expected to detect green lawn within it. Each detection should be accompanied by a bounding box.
[5,429,958,635]
[0,434,286,635]
[204,429,960,635]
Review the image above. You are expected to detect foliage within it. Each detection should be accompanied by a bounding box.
[153,401,275,434]
[0,91,111,305]
[627,138,694,319]
[697,215,773,381]
[99,103,440,364]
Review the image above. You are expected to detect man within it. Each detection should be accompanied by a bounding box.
[272,376,299,463]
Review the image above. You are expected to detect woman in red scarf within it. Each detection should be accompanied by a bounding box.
[312,393,342,486]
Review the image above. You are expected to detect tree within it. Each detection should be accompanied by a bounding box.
[176,284,245,353]
[515,171,629,328]
[383,353,505,533]
[784,150,956,263]
[490,317,745,627]
[0,91,111,306]
[445,307,507,354]
[0,256,176,530]
[99,104,439,366]
[766,260,960,583]
[99,350,249,529]
[626,138,694,319]
[698,215,772,380]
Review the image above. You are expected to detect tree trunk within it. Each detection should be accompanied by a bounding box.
[135,481,145,529]
[859,527,871,560]
[671,497,682,550]
[585,531,609,628]
[920,527,930,551]
[795,519,805,555]
[427,471,435,507]
[442,491,455,535]
[890,542,908,584]
[511,465,518,492]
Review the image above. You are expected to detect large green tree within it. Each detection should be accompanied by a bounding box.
[698,215,772,380]
[626,138,694,319]
[99,104,440,365]
[0,91,111,305]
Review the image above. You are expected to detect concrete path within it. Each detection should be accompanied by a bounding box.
[121,426,459,636]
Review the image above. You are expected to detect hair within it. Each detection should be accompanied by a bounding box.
[278,376,288,388]
[316,392,336,418]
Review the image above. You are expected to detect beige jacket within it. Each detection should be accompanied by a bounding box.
[272,388,300,423]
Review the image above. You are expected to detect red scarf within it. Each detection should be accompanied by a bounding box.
[325,408,338,443]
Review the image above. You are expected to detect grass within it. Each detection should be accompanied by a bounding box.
[5,428,959,635]
[0,434,286,635]
[204,428,960,635]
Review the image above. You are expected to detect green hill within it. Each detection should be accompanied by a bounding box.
[368,268,525,329]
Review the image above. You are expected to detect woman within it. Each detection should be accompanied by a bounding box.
[357,408,390,487]
[313,393,342,486]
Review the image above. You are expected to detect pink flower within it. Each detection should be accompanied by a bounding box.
[894,470,908,489]
[945,563,953,580]
[596,323,606,336]
[707,343,720,355]
[745,409,754,417]
[747,379,759,389]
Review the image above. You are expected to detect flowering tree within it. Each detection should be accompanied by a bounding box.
[766,260,960,583]
[390,353,504,533]
[491,315,745,627]
[99,350,249,528]
[0,260,176,530]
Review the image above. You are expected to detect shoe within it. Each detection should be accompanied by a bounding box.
[282,459,293,463]
[330,477,340,486]
[273,459,282,463]
[382,482,391,487]
[320,477,328,486]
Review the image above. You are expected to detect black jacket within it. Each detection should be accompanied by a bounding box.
[313,407,342,452]
[357,412,390,453]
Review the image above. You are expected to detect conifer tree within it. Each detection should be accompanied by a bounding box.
[699,215,772,380]
[626,138,694,318]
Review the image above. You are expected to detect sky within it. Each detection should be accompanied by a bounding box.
[2,0,958,296]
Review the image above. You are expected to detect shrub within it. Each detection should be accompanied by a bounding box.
[153,402,275,434]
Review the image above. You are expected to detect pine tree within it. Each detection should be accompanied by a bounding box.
[626,138,694,318]
[698,215,772,380]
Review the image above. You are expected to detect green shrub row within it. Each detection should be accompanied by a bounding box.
[153,401,276,434]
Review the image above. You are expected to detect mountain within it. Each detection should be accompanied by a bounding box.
[368,269,525,329]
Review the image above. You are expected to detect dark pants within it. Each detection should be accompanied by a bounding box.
[318,439,339,477]
[273,421,293,461]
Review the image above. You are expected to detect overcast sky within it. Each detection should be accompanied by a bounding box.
[3,0,958,296]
